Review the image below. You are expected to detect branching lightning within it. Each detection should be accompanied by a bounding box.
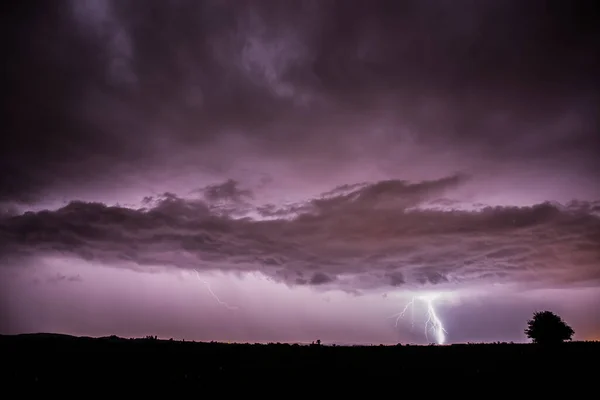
[193,269,239,311]
[389,294,447,344]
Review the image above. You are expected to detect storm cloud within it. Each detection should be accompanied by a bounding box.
[2,176,598,291]
[2,0,599,206]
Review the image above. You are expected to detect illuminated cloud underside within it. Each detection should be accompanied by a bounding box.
[1,176,599,293]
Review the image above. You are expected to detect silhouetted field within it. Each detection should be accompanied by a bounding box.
[2,333,598,389]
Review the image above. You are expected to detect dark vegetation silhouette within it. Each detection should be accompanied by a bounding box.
[2,331,597,389]
[525,311,575,344]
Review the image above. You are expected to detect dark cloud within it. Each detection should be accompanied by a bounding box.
[200,179,254,204]
[386,271,405,287]
[2,0,599,204]
[1,177,599,291]
[309,272,335,285]
[47,273,83,284]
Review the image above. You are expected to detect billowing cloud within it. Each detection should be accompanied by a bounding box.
[201,179,254,204]
[2,0,599,207]
[46,273,83,284]
[2,176,598,291]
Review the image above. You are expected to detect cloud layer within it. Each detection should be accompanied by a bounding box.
[2,0,599,206]
[2,176,598,291]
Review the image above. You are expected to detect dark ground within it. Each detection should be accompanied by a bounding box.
[2,333,599,392]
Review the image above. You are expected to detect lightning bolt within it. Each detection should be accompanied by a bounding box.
[193,270,239,311]
[391,297,416,330]
[389,294,447,344]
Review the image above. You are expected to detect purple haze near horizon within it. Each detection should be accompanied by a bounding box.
[1,0,599,344]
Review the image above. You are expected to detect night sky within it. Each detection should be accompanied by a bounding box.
[1,0,599,344]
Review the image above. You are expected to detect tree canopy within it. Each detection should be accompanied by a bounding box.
[525,311,574,344]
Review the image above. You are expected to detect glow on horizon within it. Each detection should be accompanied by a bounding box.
[3,256,600,344]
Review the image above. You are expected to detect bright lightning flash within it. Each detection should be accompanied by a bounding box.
[390,293,447,344]
[193,270,239,311]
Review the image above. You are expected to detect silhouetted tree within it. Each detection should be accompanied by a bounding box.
[525,311,574,344]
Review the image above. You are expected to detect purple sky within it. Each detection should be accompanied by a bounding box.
[1,0,599,344]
